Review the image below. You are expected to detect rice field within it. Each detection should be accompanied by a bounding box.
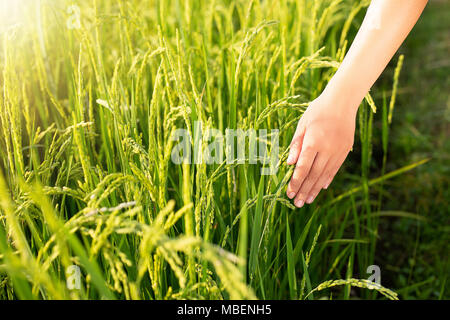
[0,0,430,300]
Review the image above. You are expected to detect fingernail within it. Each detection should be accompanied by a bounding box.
[306,196,314,204]
[288,192,296,199]
[323,183,329,189]
[295,199,304,208]
[287,154,294,164]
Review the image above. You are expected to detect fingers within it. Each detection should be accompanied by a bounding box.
[286,145,316,200]
[286,120,306,165]
[322,152,348,189]
[305,153,346,203]
[293,153,329,207]
[286,116,352,208]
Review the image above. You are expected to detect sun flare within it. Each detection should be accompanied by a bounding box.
[0,0,26,31]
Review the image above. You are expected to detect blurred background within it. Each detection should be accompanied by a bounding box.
[363,0,449,298]
[0,0,448,300]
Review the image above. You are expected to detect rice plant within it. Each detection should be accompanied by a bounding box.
[0,0,428,300]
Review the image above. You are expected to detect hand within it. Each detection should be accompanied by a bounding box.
[286,94,357,208]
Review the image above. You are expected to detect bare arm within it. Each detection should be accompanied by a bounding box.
[325,0,429,109]
[287,0,428,208]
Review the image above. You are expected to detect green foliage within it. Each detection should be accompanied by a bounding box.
[0,0,432,300]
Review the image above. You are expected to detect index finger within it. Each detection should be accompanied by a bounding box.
[286,145,317,200]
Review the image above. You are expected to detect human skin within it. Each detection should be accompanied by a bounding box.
[286,0,429,208]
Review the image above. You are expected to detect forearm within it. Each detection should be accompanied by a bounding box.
[323,0,428,112]
[287,0,428,206]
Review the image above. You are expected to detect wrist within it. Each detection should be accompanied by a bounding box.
[318,82,362,118]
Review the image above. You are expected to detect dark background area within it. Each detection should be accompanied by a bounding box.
[371,0,449,299]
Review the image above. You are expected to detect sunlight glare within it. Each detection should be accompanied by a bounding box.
[0,0,26,32]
